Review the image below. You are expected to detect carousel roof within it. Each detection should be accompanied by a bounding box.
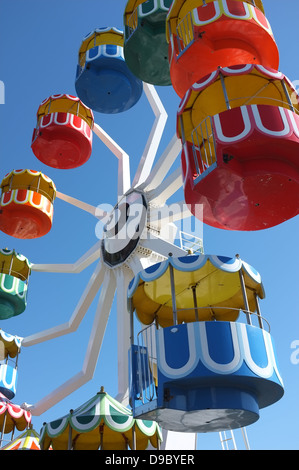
[36,94,94,128]
[177,64,299,141]
[1,428,41,450]
[128,254,265,327]
[0,248,31,282]
[40,387,162,450]
[166,0,265,40]
[78,27,124,60]
[1,169,56,203]
[0,393,32,434]
[0,329,23,359]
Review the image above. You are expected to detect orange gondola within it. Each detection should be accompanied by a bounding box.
[166,0,279,98]
[0,170,56,239]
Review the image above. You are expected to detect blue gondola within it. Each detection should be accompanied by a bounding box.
[128,255,284,432]
[75,27,143,114]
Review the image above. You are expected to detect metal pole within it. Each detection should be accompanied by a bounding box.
[129,297,134,346]
[99,424,104,450]
[132,422,136,450]
[254,293,264,329]
[169,263,178,325]
[15,349,20,370]
[179,115,186,145]
[220,73,231,110]
[192,285,199,322]
[281,79,295,112]
[238,269,252,325]
[67,410,73,450]
[8,253,14,276]
[11,423,15,441]
[0,409,8,448]
[241,427,251,450]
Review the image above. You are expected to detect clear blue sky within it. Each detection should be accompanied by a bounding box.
[0,0,298,450]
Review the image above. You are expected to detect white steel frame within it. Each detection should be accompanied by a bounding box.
[20,84,197,449]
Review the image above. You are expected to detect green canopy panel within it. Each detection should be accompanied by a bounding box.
[39,387,162,450]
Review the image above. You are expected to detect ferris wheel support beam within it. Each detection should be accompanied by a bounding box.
[132,83,168,189]
[93,122,131,199]
[147,166,183,206]
[22,259,105,347]
[30,239,102,274]
[141,233,187,259]
[126,253,158,276]
[114,267,134,406]
[28,268,116,416]
[141,134,182,193]
[55,191,103,218]
[149,200,192,227]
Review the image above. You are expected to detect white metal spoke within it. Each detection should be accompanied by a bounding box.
[146,166,183,206]
[132,83,168,188]
[114,267,134,405]
[141,232,187,259]
[126,253,158,276]
[31,239,102,274]
[56,191,102,218]
[29,268,116,416]
[148,200,192,229]
[22,259,106,347]
[93,122,131,199]
[141,134,182,192]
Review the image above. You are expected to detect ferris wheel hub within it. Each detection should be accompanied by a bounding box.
[101,190,148,268]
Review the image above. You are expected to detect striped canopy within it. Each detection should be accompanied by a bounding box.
[39,388,162,450]
[1,428,41,450]
[0,393,32,434]
[128,254,265,327]
[0,329,23,359]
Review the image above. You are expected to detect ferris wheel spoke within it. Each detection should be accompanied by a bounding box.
[22,259,106,347]
[141,134,182,193]
[31,239,102,273]
[132,83,168,189]
[28,268,116,416]
[146,166,183,206]
[55,191,101,217]
[140,232,187,259]
[148,200,192,232]
[114,267,135,405]
[126,253,157,276]
[93,122,131,199]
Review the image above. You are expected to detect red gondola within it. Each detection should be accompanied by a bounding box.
[31,95,94,169]
[178,65,299,230]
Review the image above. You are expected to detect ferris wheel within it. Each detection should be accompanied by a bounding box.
[0,0,298,451]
